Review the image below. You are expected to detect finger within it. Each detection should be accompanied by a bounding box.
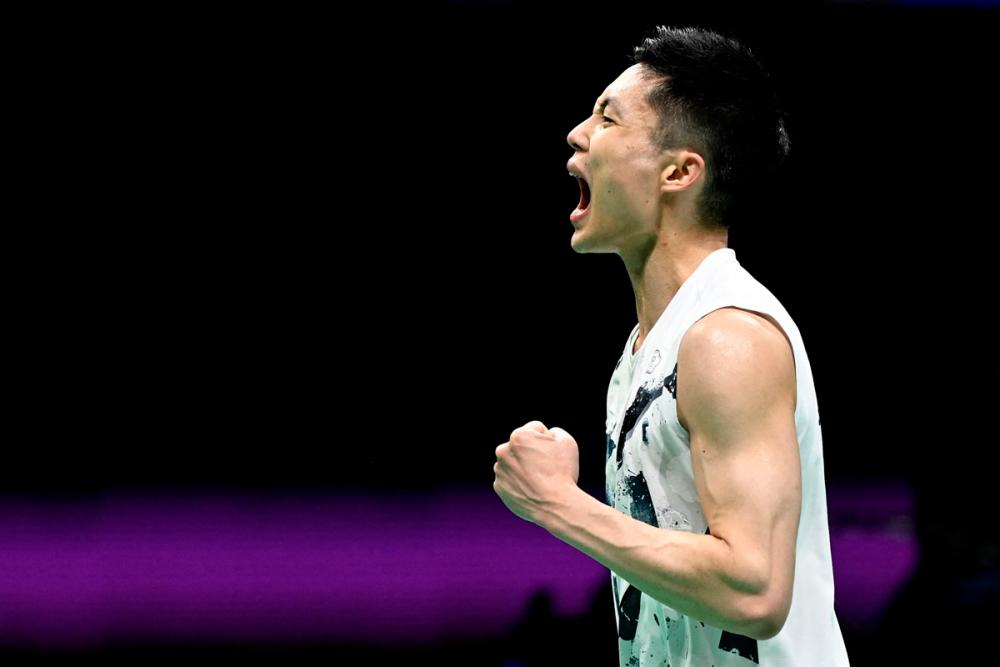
[496,442,508,458]
[511,421,548,441]
[523,420,548,433]
[548,426,570,440]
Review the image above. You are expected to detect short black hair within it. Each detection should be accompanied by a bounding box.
[630,26,790,229]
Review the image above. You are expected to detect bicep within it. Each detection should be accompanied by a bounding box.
[677,308,801,602]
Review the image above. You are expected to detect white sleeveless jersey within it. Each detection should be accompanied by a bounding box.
[604,248,850,666]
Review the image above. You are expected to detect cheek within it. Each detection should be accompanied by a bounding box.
[619,169,660,212]
[599,178,644,214]
[601,153,656,205]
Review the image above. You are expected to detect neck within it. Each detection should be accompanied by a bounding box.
[623,227,728,343]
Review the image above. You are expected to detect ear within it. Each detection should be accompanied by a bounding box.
[661,150,706,194]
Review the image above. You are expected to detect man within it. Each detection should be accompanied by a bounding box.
[493,26,850,666]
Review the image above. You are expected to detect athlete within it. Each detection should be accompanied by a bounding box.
[493,26,850,666]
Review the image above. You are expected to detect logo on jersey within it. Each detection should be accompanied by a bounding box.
[644,349,661,374]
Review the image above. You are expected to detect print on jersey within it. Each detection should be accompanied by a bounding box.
[614,363,679,468]
[624,469,658,527]
[719,630,759,663]
[665,362,677,399]
[617,583,643,641]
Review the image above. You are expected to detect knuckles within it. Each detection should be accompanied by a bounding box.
[550,427,575,446]
[500,421,560,466]
[510,420,547,443]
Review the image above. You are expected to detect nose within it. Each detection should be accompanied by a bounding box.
[566,118,589,152]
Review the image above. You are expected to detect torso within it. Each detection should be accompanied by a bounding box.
[605,248,849,667]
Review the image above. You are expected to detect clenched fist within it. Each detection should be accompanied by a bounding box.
[493,420,580,526]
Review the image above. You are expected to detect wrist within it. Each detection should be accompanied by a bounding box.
[539,483,588,534]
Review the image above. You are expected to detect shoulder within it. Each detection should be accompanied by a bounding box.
[681,307,791,364]
[676,307,795,430]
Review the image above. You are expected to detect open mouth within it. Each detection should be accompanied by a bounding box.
[576,176,591,210]
[571,176,591,223]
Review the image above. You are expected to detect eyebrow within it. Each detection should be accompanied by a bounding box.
[595,96,624,117]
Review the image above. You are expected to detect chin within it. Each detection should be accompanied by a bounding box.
[570,230,613,255]
[570,228,593,254]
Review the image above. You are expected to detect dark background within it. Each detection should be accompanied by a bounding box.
[16,0,998,495]
[8,1,999,664]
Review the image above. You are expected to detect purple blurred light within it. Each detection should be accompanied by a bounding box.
[0,483,916,649]
[0,488,606,649]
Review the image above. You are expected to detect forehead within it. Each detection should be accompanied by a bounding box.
[597,64,656,113]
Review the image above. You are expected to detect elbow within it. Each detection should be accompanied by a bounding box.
[745,610,787,642]
[724,551,793,641]
[733,590,791,641]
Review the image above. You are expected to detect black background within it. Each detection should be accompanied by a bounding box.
[14,1,996,499]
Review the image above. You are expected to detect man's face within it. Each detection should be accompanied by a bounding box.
[566,64,668,255]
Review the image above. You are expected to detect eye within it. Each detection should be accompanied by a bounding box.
[601,115,614,124]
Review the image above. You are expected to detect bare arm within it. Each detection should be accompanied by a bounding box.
[541,307,801,640]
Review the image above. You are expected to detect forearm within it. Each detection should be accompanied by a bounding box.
[541,485,770,637]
